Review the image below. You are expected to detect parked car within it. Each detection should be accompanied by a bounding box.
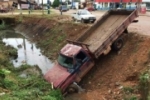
[86,7,96,11]
[72,9,96,23]
[59,5,69,12]
[0,8,9,13]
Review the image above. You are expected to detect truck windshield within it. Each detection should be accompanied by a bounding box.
[58,54,73,68]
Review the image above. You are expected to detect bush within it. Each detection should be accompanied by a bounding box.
[52,0,60,8]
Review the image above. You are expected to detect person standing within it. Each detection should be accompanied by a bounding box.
[59,5,62,15]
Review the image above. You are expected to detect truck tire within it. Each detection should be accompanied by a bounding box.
[67,83,79,93]
[112,38,123,51]
[81,19,85,23]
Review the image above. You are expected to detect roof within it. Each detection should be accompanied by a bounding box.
[18,0,36,4]
[60,44,82,57]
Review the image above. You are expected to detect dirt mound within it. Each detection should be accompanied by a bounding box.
[66,33,150,100]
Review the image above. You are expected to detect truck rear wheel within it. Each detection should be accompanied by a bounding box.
[112,38,123,51]
[67,83,79,93]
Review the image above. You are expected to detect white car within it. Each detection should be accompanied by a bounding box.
[72,9,96,23]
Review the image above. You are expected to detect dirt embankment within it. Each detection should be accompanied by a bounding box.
[14,15,150,100]
[65,33,150,100]
[15,15,89,60]
[65,16,150,100]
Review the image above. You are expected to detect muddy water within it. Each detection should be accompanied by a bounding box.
[1,30,54,74]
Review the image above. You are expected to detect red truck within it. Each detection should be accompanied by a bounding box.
[44,9,138,93]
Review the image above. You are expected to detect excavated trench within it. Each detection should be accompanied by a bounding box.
[0,17,54,74]
[0,16,88,74]
[0,19,3,24]
[1,16,150,100]
[0,17,16,25]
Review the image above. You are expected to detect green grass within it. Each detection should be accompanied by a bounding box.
[139,71,150,100]
[1,76,63,100]
[124,95,138,100]
[0,20,6,30]
[0,29,63,100]
[123,86,134,94]
[0,64,63,100]
[38,27,67,60]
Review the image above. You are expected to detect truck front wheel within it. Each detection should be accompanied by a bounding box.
[112,38,123,51]
[67,83,79,93]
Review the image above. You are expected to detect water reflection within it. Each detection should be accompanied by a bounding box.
[3,38,54,74]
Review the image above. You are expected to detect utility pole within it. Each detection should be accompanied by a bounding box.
[60,0,62,15]
[18,0,22,15]
[28,0,31,14]
[42,0,44,15]
[120,0,122,8]
[47,0,50,14]
[137,0,141,12]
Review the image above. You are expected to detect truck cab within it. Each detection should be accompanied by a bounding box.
[44,43,95,93]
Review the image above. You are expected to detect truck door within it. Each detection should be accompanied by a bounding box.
[73,51,95,82]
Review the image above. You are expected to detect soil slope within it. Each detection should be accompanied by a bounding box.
[64,32,150,100]
[14,15,150,100]
[65,16,150,100]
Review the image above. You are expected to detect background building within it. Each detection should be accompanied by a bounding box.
[94,0,142,10]
[142,0,150,10]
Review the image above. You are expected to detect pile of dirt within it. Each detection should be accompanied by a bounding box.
[66,33,150,100]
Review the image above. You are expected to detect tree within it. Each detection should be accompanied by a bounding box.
[52,0,60,8]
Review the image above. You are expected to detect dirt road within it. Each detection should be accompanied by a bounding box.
[129,15,150,36]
